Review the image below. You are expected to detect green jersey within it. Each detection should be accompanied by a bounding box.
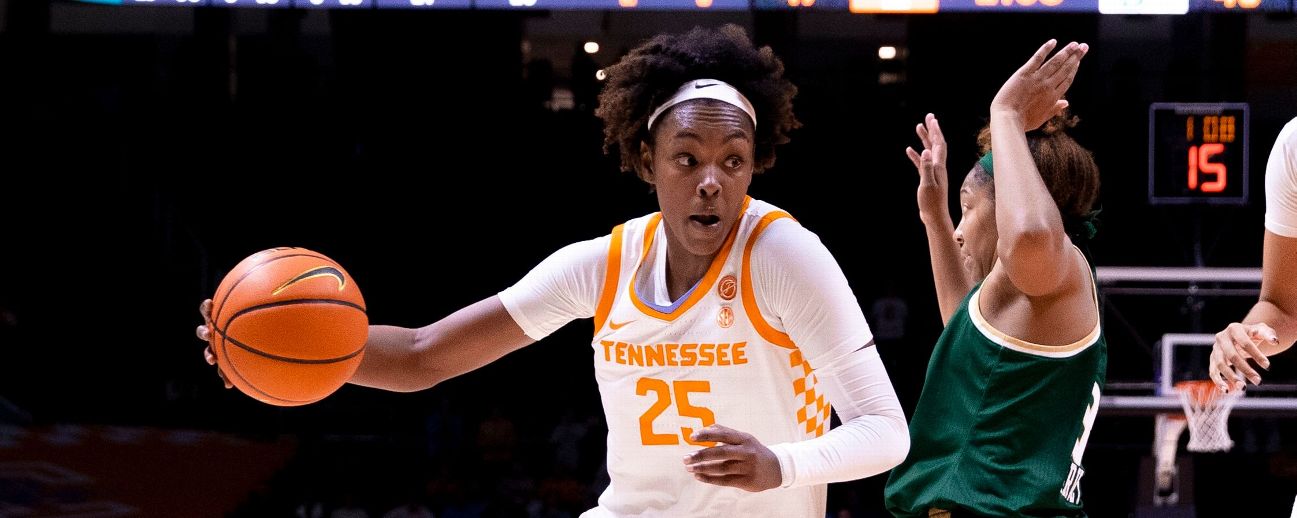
[885,280,1107,517]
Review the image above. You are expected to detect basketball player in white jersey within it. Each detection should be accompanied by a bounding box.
[1210,116,1297,393]
[197,25,908,518]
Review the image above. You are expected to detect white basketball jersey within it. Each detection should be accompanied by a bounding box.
[581,197,831,518]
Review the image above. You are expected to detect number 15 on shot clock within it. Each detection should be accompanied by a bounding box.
[1149,103,1249,205]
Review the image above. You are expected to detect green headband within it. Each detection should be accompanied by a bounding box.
[976,150,1099,241]
[978,151,994,177]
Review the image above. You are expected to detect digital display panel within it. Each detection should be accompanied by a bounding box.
[939,0,1098,12]
[1149,103,1249,205]
[372,0,472,8]
[752,0,849,10]
[208,0,292,8]
[848,0,938,13]
[1099,0,1189,13]
[473,0,746,8]
[1191,0,1289,10]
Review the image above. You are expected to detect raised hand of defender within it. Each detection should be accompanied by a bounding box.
[196,299,233,389]
[905,113,950,224]
[1210,322,1278,393]
[991,39,1088,131]
[683,424,782,492]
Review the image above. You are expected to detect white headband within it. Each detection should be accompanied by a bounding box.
[646,79,757,131]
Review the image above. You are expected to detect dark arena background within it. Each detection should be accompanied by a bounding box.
[2,0,1297,516]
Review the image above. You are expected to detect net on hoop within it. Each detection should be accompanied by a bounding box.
[1174,380,1243,452]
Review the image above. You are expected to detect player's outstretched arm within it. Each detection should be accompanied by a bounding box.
[198,234,607,395]
[988,40,1088,298]
[197,296,535,393]
[906,113,972,324]
[1210,231,1297,393]
[350,296,534,392]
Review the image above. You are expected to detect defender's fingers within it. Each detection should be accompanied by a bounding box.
[906,146,922,170]
[1018,39,1058,75]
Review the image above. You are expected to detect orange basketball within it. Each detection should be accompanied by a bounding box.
[208,247,368,406]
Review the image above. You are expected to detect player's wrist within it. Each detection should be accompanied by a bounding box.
[989,108,1027,132]
[767,443,796,488]
[918,207,950,225]
[919,210,954,232]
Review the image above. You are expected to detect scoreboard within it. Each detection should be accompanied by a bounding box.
[1149,103,1249,205]
[88,0,1295,10]
[471,0,747,8]
[937,0,1098,12]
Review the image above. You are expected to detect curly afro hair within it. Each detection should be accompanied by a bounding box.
[596,24,800,180]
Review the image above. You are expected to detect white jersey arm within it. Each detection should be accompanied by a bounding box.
[768,346,909,488]
[497,235,608,340]
[750,220,909,487]
[1265,117,1297,238]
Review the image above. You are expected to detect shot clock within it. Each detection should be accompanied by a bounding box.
[1148,103,1249,205]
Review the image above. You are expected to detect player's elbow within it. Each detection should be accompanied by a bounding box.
[404,327,449,391]
[379,373,440,394]
[849,410,910,476]
[356,326,441,393]
[376,363,441,394]
[880,413,911,471]
[386,365,441,393]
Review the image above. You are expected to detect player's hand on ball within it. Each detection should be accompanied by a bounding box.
[905,113,950,224]
[196,299,233,389]
[991,39,1087,131]
[682,424,782,492]
[1210,322,1277,394]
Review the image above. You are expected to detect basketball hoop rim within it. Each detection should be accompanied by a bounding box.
[1174,379,1240,406]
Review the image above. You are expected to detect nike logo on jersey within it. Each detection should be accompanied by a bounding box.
[609,320,634,330]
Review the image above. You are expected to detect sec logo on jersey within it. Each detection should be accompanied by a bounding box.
[718,306,735,328]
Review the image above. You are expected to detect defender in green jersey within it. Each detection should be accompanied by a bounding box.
[885,40,1106,517]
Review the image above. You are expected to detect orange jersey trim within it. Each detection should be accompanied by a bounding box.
[629,197,752,322]
[740,211,797,349]
[593,224,625,335]
[642,213,661,257]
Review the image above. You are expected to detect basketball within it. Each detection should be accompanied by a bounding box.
[208,247,368,407]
